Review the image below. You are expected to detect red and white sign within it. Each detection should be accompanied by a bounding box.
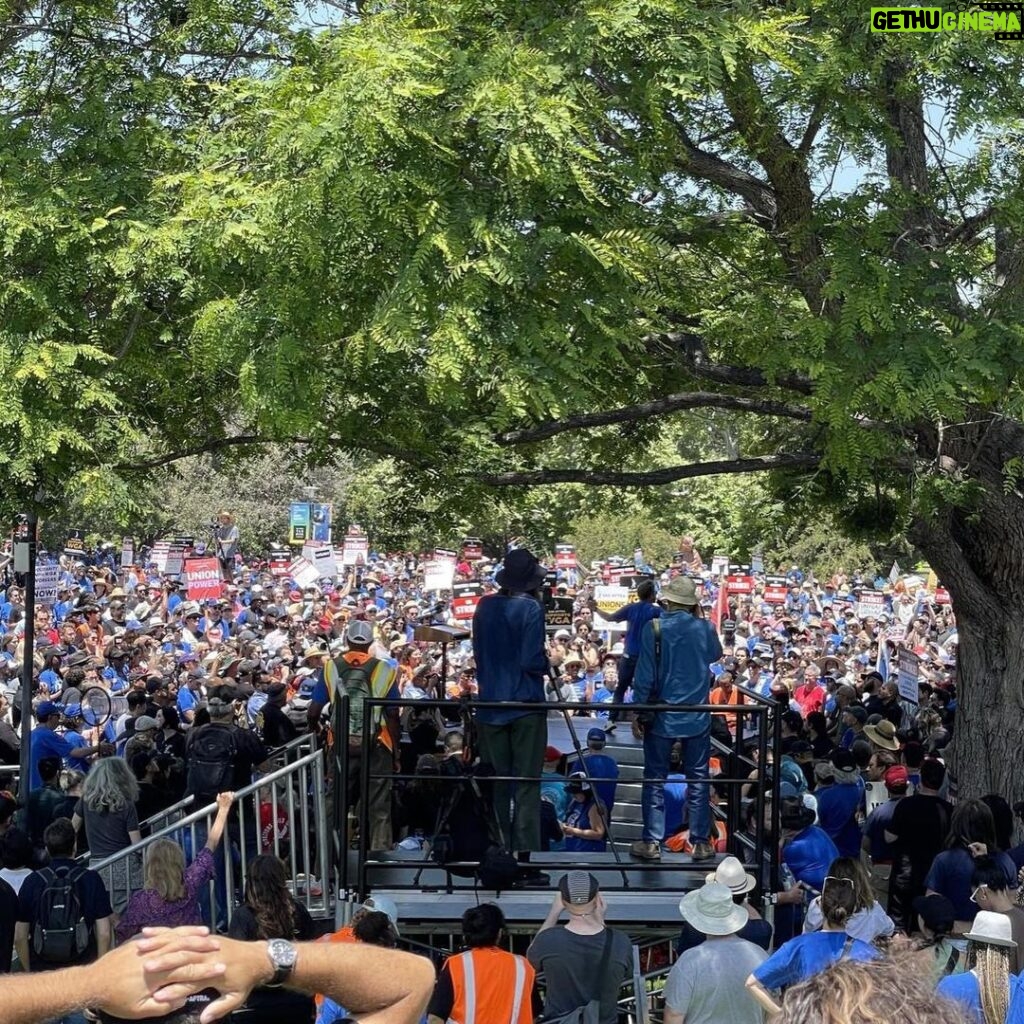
[424,559,456,592]
[269,556,290,577]
[555,544,577,569]
[341,534,369,566]
[462,538,483,561]
[607,565,632,585]
[184,558,222,601]
[763,575,788,604]
[451,582,484,621]
[726,574,754,594]
[434,548,458,565]
[934,587,951,605]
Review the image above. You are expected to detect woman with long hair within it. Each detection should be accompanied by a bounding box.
[746,875,879,1016]
[911,893,968,979]
[228,854,318,1023]
[937,911,1017,1023]
[72,755,141,912]
[803,856,894,943]
[115,791,233,942]
[926,798,1018,933]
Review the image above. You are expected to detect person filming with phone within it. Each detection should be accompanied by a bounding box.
[629,576,721,864]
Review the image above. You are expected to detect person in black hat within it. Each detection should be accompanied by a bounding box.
[256,682,298,749]
[471,548,549,865]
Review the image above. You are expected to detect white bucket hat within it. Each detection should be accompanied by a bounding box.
[706,856,757,895]
[965,911,1017,948]
[678,882,748,936]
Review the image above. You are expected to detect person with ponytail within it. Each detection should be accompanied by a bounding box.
[937,910,1017,1024]
[746,874,878,1016]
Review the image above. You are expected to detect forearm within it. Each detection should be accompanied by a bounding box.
[207,810,229,850]
[14,935,29,971]
[0,963,94,1023]
[745,978,781,1017]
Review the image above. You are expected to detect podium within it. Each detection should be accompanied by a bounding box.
[413,624,471,693]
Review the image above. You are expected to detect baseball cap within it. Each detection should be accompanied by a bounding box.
[566,771,591,794]
[360,894,400,935]
[559,870,599,906]
[134,716,159,732]
[844,705,868,723]
[35,701,61,720]
[544,746,563,762]
[913,893,955,934]
[346,619,375,645]
[884,764,909,790]
[586,727,607,746]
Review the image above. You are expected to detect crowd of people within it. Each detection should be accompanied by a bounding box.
[1,524,1023,1022]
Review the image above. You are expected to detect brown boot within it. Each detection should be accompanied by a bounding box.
[690,841,715,863]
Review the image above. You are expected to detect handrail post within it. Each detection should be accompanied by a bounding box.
[334,694,351,902]
[357,694,371,901]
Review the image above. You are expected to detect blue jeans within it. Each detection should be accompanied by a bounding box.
[641,729,710,845]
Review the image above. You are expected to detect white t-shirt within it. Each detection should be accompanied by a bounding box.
[664,934,768,1024]
[0,866,32,894]
[803,898,894,942]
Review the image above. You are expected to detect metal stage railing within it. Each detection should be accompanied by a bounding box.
[340,690,782,905]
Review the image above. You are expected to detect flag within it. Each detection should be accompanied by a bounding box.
[876,639,890,682]
[711,580,730,634]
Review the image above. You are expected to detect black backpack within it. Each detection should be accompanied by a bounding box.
[31,865,91,963]
[186,725,238,803]
[334,657,379,741]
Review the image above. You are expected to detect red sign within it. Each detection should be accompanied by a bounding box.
[462,538,483,561]
[184,557,222,601]
[434,548,458,564]
[607,565,632,584]
[934,587,951,605]
[763,575,788,604]
[269,557,290,577]
[726,574,755,594]
[451,582,484,621]
[555,543,577,569]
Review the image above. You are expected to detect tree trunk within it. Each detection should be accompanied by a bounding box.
[910,417,1024,804]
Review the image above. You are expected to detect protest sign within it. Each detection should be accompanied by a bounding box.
[288,556,321,590]
[64,530,86,557]
[763,575,788,604]
[592,585,630,631]
[269,555,290,577]
[288,503,311,546]
[710,555,730,577]
[934,586,951,605]
[423,559,456,592]
[607,564,633,585]
[151,540,185,577]
[341,534,369,566]
[897,647,920,704]
[451,582,484,621]
[35,562,60,605]
[185,558,222,602]
[726,573,754,594]
[545,596,574,633]
[462,538,483,561]
[888,561,902,584]
[750,550,764,575]
[555,543,577,569]
[302,544,337,578]
[120,537,134,568]
[857,591,886,620]
[434,548,458,565]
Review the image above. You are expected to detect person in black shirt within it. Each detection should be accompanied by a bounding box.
[0,691,19,764]
[0,875,16,973]
[19,756,65,855]
[257,684,298,749]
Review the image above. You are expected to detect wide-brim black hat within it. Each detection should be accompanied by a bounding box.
[494,548,546,591]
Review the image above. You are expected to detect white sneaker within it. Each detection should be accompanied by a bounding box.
[604,720,617,732]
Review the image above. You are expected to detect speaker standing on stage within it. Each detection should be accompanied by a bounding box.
[473,548,549,857]
[630,575,722,864]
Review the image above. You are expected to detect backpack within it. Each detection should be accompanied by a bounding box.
[31,865,91,963]
[186,725,238,803]
[334,657,379,742]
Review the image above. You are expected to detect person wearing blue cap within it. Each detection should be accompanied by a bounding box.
[568,729,619,820]
[28,702,109,792]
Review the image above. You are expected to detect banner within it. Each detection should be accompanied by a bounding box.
[857,591,886,620]
[896,647,920,704]
[288,503,312,546]
[152,540,185,577]
[302,544,337,579]
[423,559,456,592]
[763,575,788,604]
[341,534,369,566]
[711,581,729,632]
[434,548,458,564]
[451,581,484,621]
[185,557,222,601]
[545,596,574,633]
[592,585,630,631]
[607,565,633,585]
[462,538,484,561]
[725,574,754,595]
[555,543,577,570]
[310,503,332,543]
[120,537,134,568]
[934,587,951,605]
[35,562,60,605]
[64,529,86,557]
[288,556,321,590]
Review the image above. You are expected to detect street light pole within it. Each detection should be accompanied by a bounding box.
[16,510,37,802]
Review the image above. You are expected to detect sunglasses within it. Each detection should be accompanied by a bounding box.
[970,885,988,904]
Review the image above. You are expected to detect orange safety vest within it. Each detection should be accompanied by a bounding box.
[446,948,534,1024]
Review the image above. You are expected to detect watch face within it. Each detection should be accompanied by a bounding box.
[268,938,298,970]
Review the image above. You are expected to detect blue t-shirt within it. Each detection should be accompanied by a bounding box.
[178,686,200,716]
[664,774,688,835]
[783,825,839,893]
[567,752,619,816]
[753,931,877,990]
[28,727,81,790]
[937,970,983,1023]
[815,781,865,859]
[606,601,662,657]
[62,731,92,773]
[926,848,1018,923]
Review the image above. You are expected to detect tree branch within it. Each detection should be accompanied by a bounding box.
[496,391,813,446]
[478,453,821,487]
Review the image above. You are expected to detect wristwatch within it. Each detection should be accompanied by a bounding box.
[265,938,298,987]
